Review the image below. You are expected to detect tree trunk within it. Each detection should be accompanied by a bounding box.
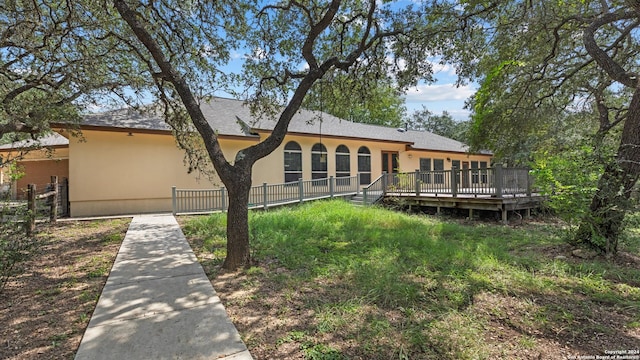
[221,166,252,270]
[575,88,640,253]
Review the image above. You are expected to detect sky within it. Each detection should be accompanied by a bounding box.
[219,52,478,122]
[403,63,477,121]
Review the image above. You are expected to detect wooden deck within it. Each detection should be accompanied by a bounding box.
[362,167,546,223]
[385,192,545,223]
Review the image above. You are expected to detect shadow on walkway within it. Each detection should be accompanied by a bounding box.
[75,214,252,360]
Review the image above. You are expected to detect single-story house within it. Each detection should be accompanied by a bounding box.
[2,97,492,216]
[0,133,70,200]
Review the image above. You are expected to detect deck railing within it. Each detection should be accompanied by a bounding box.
[172,174,360,215]
[361,164,531,205]
[377,164,532,200]
[172,165,533,213]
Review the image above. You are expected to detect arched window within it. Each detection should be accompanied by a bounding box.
[335,145,350,178]
[358,146,371,184]
[284,141,302,183]
[311,143,328,180]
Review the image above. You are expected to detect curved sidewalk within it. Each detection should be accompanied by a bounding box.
[75,214,252,360]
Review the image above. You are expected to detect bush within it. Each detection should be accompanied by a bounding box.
[531,145,603,227]
[0,201,41,293]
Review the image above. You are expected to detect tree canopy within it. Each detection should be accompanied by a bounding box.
[408,106,469,142]
[301,70,406,127]
[461,0,640,253]
[3,0,497,269]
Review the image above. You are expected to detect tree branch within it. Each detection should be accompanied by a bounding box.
[583,11,639,88]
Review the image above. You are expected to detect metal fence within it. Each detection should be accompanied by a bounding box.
[173,174,360,215]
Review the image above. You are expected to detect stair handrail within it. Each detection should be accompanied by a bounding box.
[361,172,387,205]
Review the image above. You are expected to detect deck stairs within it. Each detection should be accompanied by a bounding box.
[350,194,365,206]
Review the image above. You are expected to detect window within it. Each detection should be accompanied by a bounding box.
[471,161,479,184]
[335,145,350,178]
[433,158,444,184]
[311,143,328,180]
[480,161,488,183]
[419,158,431,183]
[358,146,371,184]
[284,141,302,183]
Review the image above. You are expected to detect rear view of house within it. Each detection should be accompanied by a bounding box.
[5,97,491,217]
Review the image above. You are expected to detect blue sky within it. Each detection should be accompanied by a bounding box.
[403,62,477,121]
[219,51,477,122]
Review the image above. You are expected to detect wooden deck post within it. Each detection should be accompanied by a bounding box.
[221,187,227,212]
[263,183,268,209]
[27,184,36,236]
[494,164,504,198]
[50,176,58,222]
[356,173,361,195]
[501,205,508,224]
[298,178,304,203]
[451,166,458,198]
[381,171,388,196]
[329,176,334,198]
[172,186,177,215]
[415,169,420,196]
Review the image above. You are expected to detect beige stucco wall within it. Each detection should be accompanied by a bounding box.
[254,133,493,183]
[66,130,253,217]
[66,128,492,217]
[0,146,70,199]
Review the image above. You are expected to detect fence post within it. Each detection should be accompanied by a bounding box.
[298,178,304,203]
[363,188,368,205]
[415,169,420,196]
[172,186,177,215]
[50,176,58,222]
[451,167,458,197]
[526,170,532,197]
[27,184,36,236]
[263,182,268,209]
[329,176,334,198]
[494,164,504,198]
[221,187,227,212]
[356,173,360,195]
[63,177,70,217]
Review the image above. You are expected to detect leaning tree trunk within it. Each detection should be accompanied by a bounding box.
[575,88,640,254]
[221,166,253,270]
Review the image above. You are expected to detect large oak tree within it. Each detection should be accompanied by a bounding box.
[462,0,640,254]
[4,0,494,270]
[110,0,484,269]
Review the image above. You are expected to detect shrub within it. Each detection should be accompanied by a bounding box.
[0,198,41,293]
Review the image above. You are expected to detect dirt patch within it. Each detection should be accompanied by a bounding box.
[0,218,130,360]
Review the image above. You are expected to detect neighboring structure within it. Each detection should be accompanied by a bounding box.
[0,133,69,200]
[7,97,492,216]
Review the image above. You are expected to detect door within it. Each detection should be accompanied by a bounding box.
[381,151,399,174]
[462,161,470,188]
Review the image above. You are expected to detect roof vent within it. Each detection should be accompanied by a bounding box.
[397,128,406,132]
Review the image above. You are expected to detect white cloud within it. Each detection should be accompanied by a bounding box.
[404,83,476,103]
[430,62,456,76]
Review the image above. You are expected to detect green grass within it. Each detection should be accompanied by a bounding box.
[182,199,640,359]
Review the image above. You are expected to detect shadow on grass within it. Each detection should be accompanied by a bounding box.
[183,200,640,360]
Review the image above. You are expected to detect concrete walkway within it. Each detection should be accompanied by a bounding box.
[75,214,252,360]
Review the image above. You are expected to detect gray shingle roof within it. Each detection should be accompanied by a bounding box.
[0,132,69,150]
[82,97,475,154]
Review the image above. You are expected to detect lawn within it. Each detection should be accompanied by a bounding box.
[181,199,640,360]
[0,218,131,360]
